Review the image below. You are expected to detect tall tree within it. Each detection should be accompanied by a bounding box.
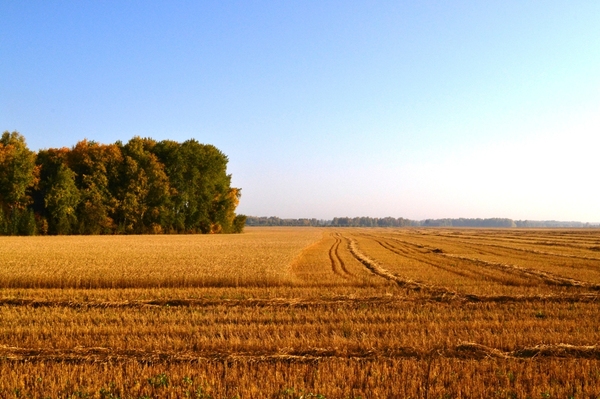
[153,139,240,233]
[68,140,121,234]
[0,131,38,234]
[116,137,171,233]
[44,163,80,235]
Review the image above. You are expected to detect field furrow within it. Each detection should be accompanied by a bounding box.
[346,237,442,293]
[349,234,545,295]
[434,230,600,255]
[361,230,600,291]
[328,233,355,279]
[375,237,540,288]
[440,253,600,291]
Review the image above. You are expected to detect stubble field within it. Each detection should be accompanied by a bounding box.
[1,227,599,398]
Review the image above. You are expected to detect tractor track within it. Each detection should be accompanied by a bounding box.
[374,238,497,283]
[361,233,599,289]
[343,237,600,303]
[367,236,536,288]
[346,237,456,296]
[432,231,600,254]
[414,234,600,265]
[439,253,600,291]
[379,238,597,290]
[328,233,354,279]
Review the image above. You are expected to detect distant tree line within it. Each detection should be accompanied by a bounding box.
[244,216,327,227]
[417,218,595,228]
[331,217,415,227]
[420,218,515,227]
[245,216,415,227]
[246,216,596,228]
[513,220,594,228]
[0,131,246,235]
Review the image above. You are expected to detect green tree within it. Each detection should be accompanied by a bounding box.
[68,140,122,234]
[44,163,80,235]
[0,131,38,235]
[151,139,187,232]
[153,139,242,233]
[116,137,171,233]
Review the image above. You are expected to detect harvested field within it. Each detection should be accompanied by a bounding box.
[1,227,599,398]
[0,228,322,288]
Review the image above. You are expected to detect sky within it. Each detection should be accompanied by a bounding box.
[2,1,599,222]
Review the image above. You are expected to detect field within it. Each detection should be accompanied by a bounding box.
[1,227,600,398]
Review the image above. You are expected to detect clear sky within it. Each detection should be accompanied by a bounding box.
[2,1,599,222]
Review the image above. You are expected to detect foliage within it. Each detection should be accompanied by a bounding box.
[0,132,244,235]
[0,131,38,235]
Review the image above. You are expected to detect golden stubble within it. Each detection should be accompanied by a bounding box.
[1,227,599,398]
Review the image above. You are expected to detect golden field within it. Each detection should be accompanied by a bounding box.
[1,227,599,398]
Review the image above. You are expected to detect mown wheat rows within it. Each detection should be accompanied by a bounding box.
[1,227,599,398]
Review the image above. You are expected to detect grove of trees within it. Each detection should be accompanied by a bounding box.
[0,131,246,235]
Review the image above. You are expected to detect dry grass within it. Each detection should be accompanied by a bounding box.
[2,358,598,399]
[346,229,600,296]
[0,228,322,288]
[1,227,600,397]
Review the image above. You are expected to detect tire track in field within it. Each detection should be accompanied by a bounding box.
[389,231,600,263]
[344,237,600,303]
[328,233,354,279]
[433,235,600,264]
[369,233,600,286]
[2,343,598,363]
[435,231,600,253]
[432,237,600,276]
[374,238,518,285]
[439,253,600,291]
[378,238,591,289]
[347,238,457,297]
[364,235,534,288]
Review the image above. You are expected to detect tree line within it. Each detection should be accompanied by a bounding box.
[245,216,415,227]
[0,131,246,235]
[245,216,596,228]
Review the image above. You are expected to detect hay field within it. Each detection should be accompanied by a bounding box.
[1,227,600,398]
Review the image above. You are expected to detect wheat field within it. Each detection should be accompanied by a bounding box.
[1,227,599,398]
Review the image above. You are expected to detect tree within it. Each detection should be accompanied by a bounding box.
[0,131,38,235]
[44,164,80,234]
[152,139,241,233]
[68,140,121,234]
[116,137,171,233]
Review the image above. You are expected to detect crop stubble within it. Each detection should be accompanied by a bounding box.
[1,227,599,398]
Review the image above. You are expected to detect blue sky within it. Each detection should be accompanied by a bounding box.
[2,1,599,222]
